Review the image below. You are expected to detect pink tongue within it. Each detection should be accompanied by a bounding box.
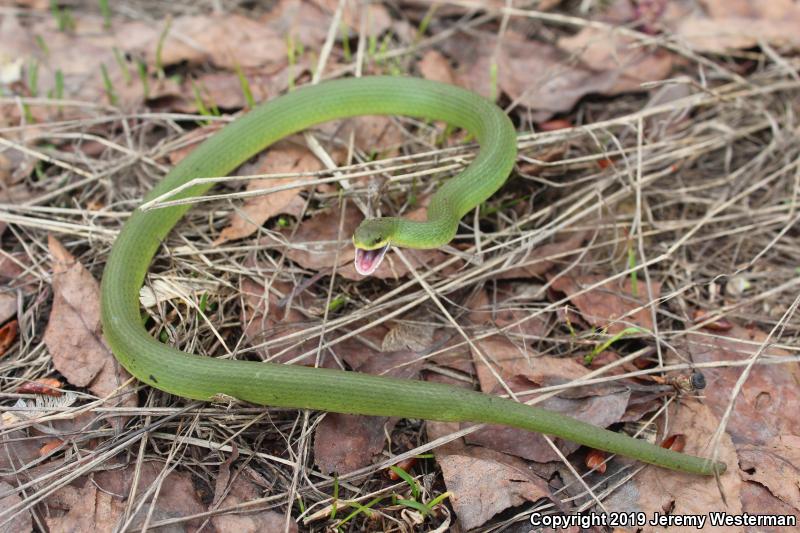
[354,245,388,276]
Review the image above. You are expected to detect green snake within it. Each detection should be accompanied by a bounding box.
[100,76,725,476]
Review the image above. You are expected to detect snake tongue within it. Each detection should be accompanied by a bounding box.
[354,245,389,276]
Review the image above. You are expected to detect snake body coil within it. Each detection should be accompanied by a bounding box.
[100,77,724,476]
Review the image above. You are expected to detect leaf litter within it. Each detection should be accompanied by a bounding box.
[1,0,800,531]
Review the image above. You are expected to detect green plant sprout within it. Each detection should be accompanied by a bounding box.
[136,59,150,99]
[584,326,645,364]
[113,47,132,84]
[100,63,117,105]
[233,61,255,108]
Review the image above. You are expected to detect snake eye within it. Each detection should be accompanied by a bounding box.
[372,237,382,246]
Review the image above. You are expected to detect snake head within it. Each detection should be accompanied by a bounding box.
[352,219,393,276]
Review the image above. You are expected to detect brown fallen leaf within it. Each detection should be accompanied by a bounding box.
[740,482,800,533]
[386,457,418,480]
[418,49,456,85]
[314,345,424,474]
[46,480,126,532]
[0,480,32,533]
[0,411,45,473]
[314,114,405,159]
[496,231,587,279]
[585,448,608,473]
[557,27,673,95]
[549,274,661,334]
[239,278,319,364]
[45,461,206,532]
[738,434,800,512]
[675,0,800,53]
[467,338,630,462]
[0,318,18,357]
[661,433,687,453]
[262,0,335,50]
[0,253,37,290]
[692,308,734,331]
[215,141,320,245]
[170,69,293,114]
[425,370,561,529]
[686,323,800,445]
[134,14,287,71]
[312,0,392,37]
[43,236,136,407]
[211,444,240,508]
[211,476,297,532]
[465,287,631,460]
[443,29,668,121]
[17,378,63,396]
[38,439,64,457]
[0,4,333,124]
[603,400,742,533]
[0,15,117,120]
[437,446,553,530]
[166,123,225,166]
[538,119,573,131]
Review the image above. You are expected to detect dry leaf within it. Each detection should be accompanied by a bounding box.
[314,114,404,158]
[0,318,17,356]
[239,278,318,364]
[740,482,800,533]
[43,236,136,407]
[45,462,206,531]
[466,285,549,337]
[738,435,800,512]
[0,480,32,533]
[262,0,333,49]
[281,203,360,272]
[585,449,608,473]
[686,324,800,445]
[215,141,319,244]
[17,378,63,396]
[38,439,64,457]
[437,446,553,530]
[314,347,423,474]
[381,321,436,352]
[0,412,43,472]
[386,457,418,480]
[467,338,630,462]
[549,274,661,334]
[603,401,742,533]
[211,444,239,508]
[0,253,37,290]
[558,27,673,95]
[418,49,456,84]
[675,0,800,53]
[496,231,587,279]
[314,413,390,475]
[211,477,296,532]
[443,29,666,121]
[166,124,225,165]
[311,0,391,37]
[464,289,630,461]
[136,14,287,70]
[692,309,734,331]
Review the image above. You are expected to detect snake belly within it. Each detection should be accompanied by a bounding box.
[100,76,725,476]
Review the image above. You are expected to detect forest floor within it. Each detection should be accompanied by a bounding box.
[1,1,799,531]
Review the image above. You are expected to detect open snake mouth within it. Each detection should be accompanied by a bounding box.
[354,245,389,276]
